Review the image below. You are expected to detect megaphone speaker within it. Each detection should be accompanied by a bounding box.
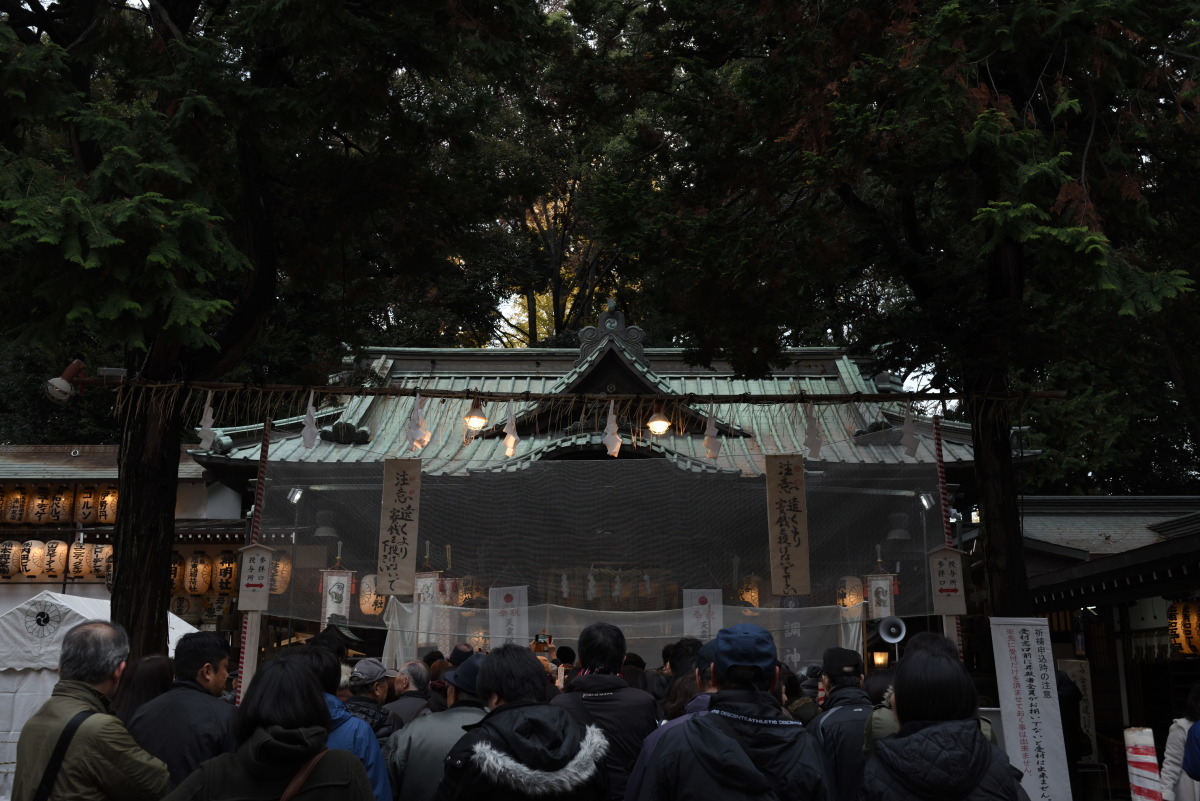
[880,616,907,644]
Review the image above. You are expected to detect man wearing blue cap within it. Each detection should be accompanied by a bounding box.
[633,624,829,801]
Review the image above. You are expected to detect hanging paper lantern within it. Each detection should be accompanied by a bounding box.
[169,551,185,593]
[359,574,387,616]
[74,486,98,524]
[836,576,865,608]
[214,550,238,595]
[185,551,212,595]
[170,594,201,624]
[269,552,292,595]
[23,486,52,525]
[91,544,113,579]
[104,553,115,593]
[4,486,28,524]
[48,485,75,526]
[96,486,118,525]
[1169,602,1200,655]
[43,540,69,578]
[21,540,46,578]
[0,540,21,579]
[67,542,94,579]
[201,591,232,623]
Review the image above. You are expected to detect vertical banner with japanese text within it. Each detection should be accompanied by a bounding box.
[1057,658,1099,764]
[765,455,810,596]
[682,589,723,640]
[989,617,1072,801]
[489,586,529,647]
[379,459,421,596]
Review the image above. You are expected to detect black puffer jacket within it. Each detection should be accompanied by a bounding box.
[860,719,1030,801]
[342,696,401,748]
[636,689,829,801]
[811,685,873,801]
[435,700,609,801]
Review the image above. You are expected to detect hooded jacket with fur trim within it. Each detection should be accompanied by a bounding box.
[434,700,609,801]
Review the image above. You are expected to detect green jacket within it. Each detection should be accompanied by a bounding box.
[13,679,169,801]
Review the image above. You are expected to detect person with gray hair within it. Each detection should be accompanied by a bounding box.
[383,660,432,725]
[13,620,169,801]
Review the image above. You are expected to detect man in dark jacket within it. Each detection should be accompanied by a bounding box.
[810,647,871,801]
[635,623,829,801]
[551,622,659,801]
[383,660,431,725]
[129,630,236,789]
[435,644,608,801]
[343,658,403,748]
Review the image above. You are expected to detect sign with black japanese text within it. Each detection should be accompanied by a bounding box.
[378,459,421,596]
[682,589,723,640]
[489,586,529,646]
[765,455,810,596]
[928,546,967,615]
[237,544,273,611]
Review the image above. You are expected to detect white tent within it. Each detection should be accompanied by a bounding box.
[0,591,198,801]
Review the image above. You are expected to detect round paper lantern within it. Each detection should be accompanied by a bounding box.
[185,551,212,595]
[1169,602,1200,656]
[23,486,51,525]
[4,486,28,524]
[169,551,185,594]
[48,485,75,526]
[67,542,94,579]
[0,540,21,578]
[269,552,292,595]
[837,575,865,608]
[170,594,201,624]
[43,540,69,578]
[104,553,115,593]
[201,591,232,624]
[359,574,387,616]
[91,544,113,579]
[74,486,98,524]
[96,485,118,525]
[21,540,46,578]
[214,550,238,595]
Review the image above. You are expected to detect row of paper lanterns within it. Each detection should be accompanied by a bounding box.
[169,550,293,596]
[0,540,112,580]
[2,484,118,526]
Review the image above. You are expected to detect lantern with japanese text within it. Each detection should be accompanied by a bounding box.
[43,540,69,578]
[74,486,98,524]
[359,574,386,616]
[169,551,185,593]
[91,544,113,579]
[1169,602,1200,656]
[68,542,93,579]
[170,594,201,624]
[48,486,75,526]
[23,486,52,525]
[4,485,28,524]
[185,551,212,595]
[96,486,118,524]
[21,540,46,578]
[836,576,864,608]
[214,550,238,595]
[0,540,21,578]
[269,552,292,595]
[201,592,232,624]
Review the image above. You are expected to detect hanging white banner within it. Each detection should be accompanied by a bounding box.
[682,589,723,640]
[764,455,810,596]
[489,586,529,647]
[378,459,421,596]
[989,617,1072,801]
[320,569,354,625]
[865,574,894,619]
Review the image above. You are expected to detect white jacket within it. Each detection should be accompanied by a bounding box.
[1163,717,1200,801]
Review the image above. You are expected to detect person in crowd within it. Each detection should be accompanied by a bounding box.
[163,656,372,801]
[13,620,168,801]
[553,645,576,669]
[434,644,608,801]
[535,655,562,700]
[343,658,403,748]
[383,660,432,724]
[809,648,872,801]
[447,642,474,668]
[551,622,658,801]
[634,623,828,801]
[863,668,892,707]
[278,646,391,801]
[386,652,488,801]
[1165,682,1200,799]
[1185,717,1200,781]
[624,653,647,670]
[662,672,700,721]
[624,639,718,801]
[112,654,174,726]
[859,650,1027,801]
[421,649,444,668]
[427,658,453,712]
[644,642,674,711]
[129,631,237,789]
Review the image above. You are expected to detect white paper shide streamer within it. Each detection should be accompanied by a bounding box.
[404,392,433,452]
[901,404,919,458]
[503,399,520,458]
[702,403,722,459]
[302,390,319,449]
[198,391,216,450]
[603,400,621,457]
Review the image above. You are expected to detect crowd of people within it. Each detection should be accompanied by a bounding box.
[15,617,1195,800]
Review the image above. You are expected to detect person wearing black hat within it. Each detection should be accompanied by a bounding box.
[634,624,829,801]
[344,658,404,749]
[809,647,871,801]
[386,653,488,801]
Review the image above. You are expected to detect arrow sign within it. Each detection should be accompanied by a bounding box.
[245,582,264,589]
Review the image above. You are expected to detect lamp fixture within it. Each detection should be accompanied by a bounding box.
[919,493,936,511]
[287,487,304,504]
[872,650,889,668]
[646,403,670,436]
[464,398,489,431]
[45,360,85,402]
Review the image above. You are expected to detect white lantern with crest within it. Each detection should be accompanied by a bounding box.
[185,551,212,595]
[359,574,387,616]
[21,540,46,578]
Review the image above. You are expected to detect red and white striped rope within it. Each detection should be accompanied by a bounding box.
[1125,730,1163,801]
[933,415,964,657]
[234,418,272,704]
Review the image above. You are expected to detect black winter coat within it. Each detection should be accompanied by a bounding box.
[342,696,402,748]
[551,673,658,801]
[128,680,237,789]
[636,689,829,801]
[860,719,1030,801]
[434,700,609,801]
[811,685,873,801]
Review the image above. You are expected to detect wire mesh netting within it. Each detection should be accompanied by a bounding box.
[255,455,951,667]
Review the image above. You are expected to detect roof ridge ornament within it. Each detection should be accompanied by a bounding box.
[575,300,646,367]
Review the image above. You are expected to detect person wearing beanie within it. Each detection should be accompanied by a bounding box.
[809,647,871,801]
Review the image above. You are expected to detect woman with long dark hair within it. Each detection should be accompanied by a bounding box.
[165,657,372,800]
[1163,682,1200,801]
[112,654,173,726]
[859,650,1029,801]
